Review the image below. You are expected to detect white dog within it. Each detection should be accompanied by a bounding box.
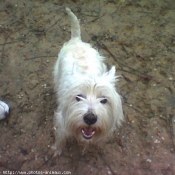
[53,8,123,155]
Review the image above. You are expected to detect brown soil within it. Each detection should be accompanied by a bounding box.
[0,0,175,174]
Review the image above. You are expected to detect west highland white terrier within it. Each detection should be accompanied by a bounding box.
[53,7,123,155]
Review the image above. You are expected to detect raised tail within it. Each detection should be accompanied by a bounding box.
[66,7,81,40]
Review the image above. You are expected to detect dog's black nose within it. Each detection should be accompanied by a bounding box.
[83,113,97,125]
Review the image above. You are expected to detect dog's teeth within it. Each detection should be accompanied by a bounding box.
[81,129,95,138]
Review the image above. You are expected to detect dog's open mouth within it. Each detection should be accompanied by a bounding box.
[81,127,95,140]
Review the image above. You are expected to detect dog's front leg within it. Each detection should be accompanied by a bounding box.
[52,111,66,156]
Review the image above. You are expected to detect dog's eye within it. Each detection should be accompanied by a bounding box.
[76,95,84,102]
[100,99,107,104]
[76,96,81,102]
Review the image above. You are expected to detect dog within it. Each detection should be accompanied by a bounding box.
[53,7,124,155]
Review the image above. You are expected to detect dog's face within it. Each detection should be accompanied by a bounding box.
[60,67,123,143]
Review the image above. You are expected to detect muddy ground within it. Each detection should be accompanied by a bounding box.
[0,0,175,174]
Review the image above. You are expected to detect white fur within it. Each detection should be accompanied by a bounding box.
[53,8,123,155]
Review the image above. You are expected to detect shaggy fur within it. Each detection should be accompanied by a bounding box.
[53,7,123,155]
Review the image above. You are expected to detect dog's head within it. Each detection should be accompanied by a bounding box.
[60,66,123,143]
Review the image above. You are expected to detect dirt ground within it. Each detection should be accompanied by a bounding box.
[0,0,175,174]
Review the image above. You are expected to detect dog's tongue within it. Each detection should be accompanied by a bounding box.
[82,127,95,139]
[84,127,94,134]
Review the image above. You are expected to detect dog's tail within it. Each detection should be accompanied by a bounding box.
[66,7,81,40]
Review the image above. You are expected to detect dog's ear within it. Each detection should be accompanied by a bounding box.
[108,66,116,76]
[106,66,116,84]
